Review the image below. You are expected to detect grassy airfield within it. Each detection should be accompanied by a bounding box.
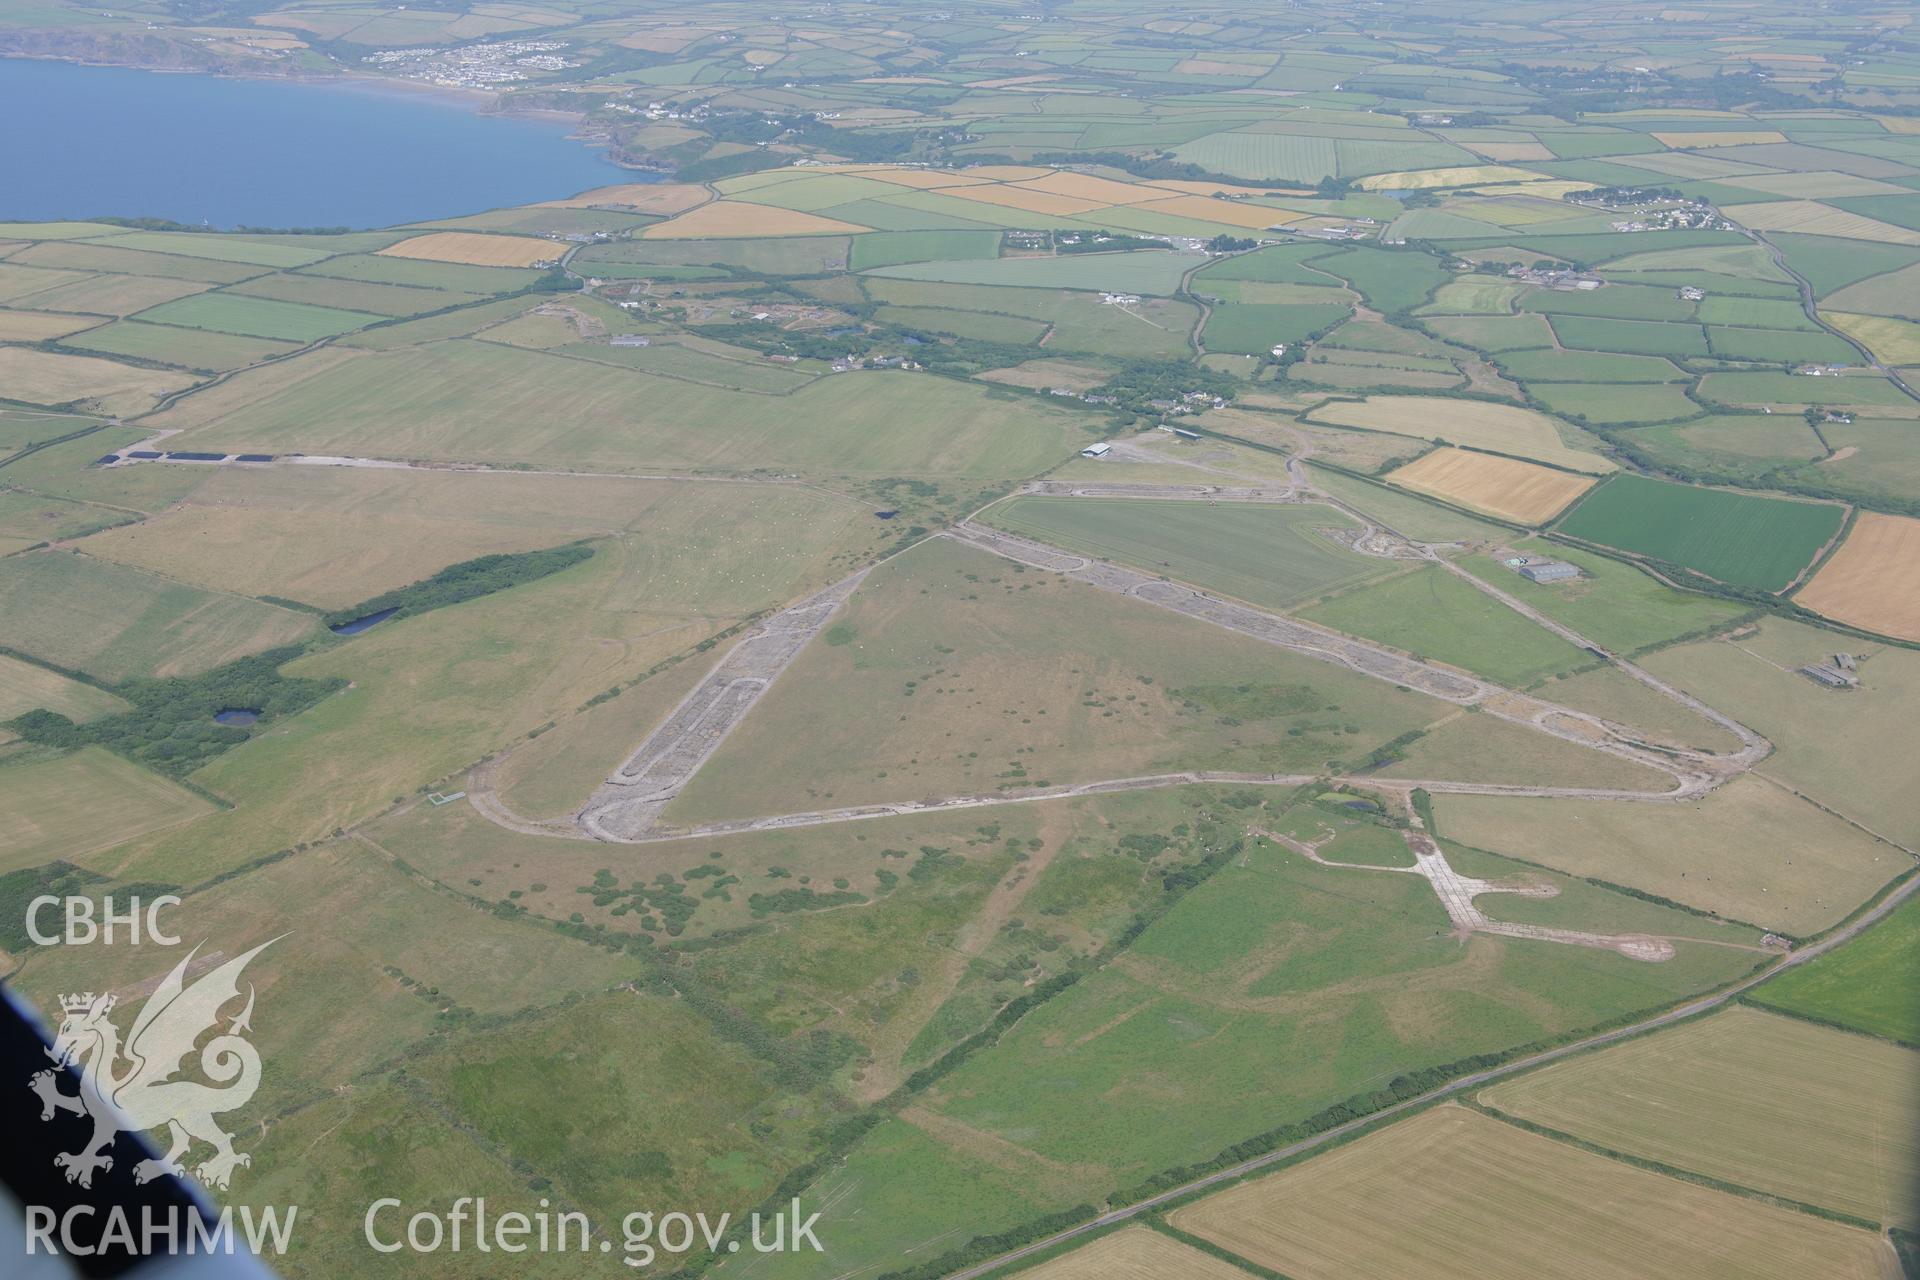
[5,2,1920,1275]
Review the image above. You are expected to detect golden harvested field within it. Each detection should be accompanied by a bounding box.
[1388,448,1598,524]
[1795,511,1920,642]
[1434,774,1903,934]
[1725,201,1920,245]
[1481,1006,1920,1226]
[945,184,1109,216]
[1824,311,1920,366]
[642,201,871,238]
[70,465,789,610]
[1653,129,1789,147]
[0,309,96,341]
[538,182,710,214]
[375,231,559,267]
[957,164,1055,181]
[0,747,214,876]
[975,358,1110,391]
[0,346,194,416]
[0,652,128,724]
[1359,164,1543,190]
[1137,195,1301,228]
[1145,178,1312,197]
[1012,171,1164,205]
[1173,56,1275,75]
[1167,1105,1900,1280]
[1308,396,1615,472]
[1013,1227,1254,1279]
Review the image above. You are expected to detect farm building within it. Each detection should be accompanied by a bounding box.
[1518,560,1580,584]
[1800,663,1858,690]
[610,334,651,347]
[1081,442,1113,458]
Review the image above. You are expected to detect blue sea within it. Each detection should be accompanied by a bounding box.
[0,58,639,229]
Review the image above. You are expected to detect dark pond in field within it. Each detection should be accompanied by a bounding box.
[0,59,637,228]
[213,709,260,726]
[330,607,400,636]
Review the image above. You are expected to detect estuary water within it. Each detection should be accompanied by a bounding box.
[0,58,637,228]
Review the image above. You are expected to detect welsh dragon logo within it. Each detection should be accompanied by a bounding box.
[30,941,275,1191]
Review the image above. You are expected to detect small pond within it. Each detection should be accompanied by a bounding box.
[330,607,400,636]
[214,708,260,727]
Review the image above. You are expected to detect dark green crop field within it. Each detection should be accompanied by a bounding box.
[1555,474,1844,591]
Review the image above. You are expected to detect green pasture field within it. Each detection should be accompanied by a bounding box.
[579,234,851,275]
[296,253,538,293]
[1611,269,1802,299]
[1706,325,1858,364]
[1417,276,1529,315]
[1603,242,1795,280]
[1700,370,1915,409]
[1298,563,1589,686]
[1643,617,1920,849]
[874,304,1048,344]
[1752,893,1920,1044]
[225,272,481,317]
[1307,246,1451,314]
[864,278,1199,358]
[760,811,1759,1278]
[1535,663,1745,755]
[14,839,650,1106]
[1698,295,1818,330]
[405,989,828,1230]
[134,292,382,342]
[1496,349,1684,383]
[1456,541,1745,655]
[60,320,302,372]
[1822,262,1920,319]
[420,205,654,236]
[911,831,1755,1199]
[863,250,1195,295]
[550,338,822,393]
[983,496,1394,611]
[1317,318,1454,356]
[6,240,268,283]
[1798,417,1920,505]
[1436,774,1901,935]
[1769,233,1920,297]
[1480,1006,1920,1227]
[1173,131,1330,180]
[1378,707,1674,795]
[0,488,128,544]
[1290,361,1462,392]
[1556,474,1842,590]
[1549,315,1709,356]
[849,228,1002,270]
[0,550,316,683]
[91,231,337,268]
[1519,283,1697,322]
[1422,313,1555,352]
[1204,300,1352,353]
[0,652,127,724]
[0,747,212,874]
[1194,243,1338,284]
[1529,381,1701,425]
[666,537,1441,824]
[335,296,535,350]
[160,340,1085,478]
[1624,414,1828,483]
